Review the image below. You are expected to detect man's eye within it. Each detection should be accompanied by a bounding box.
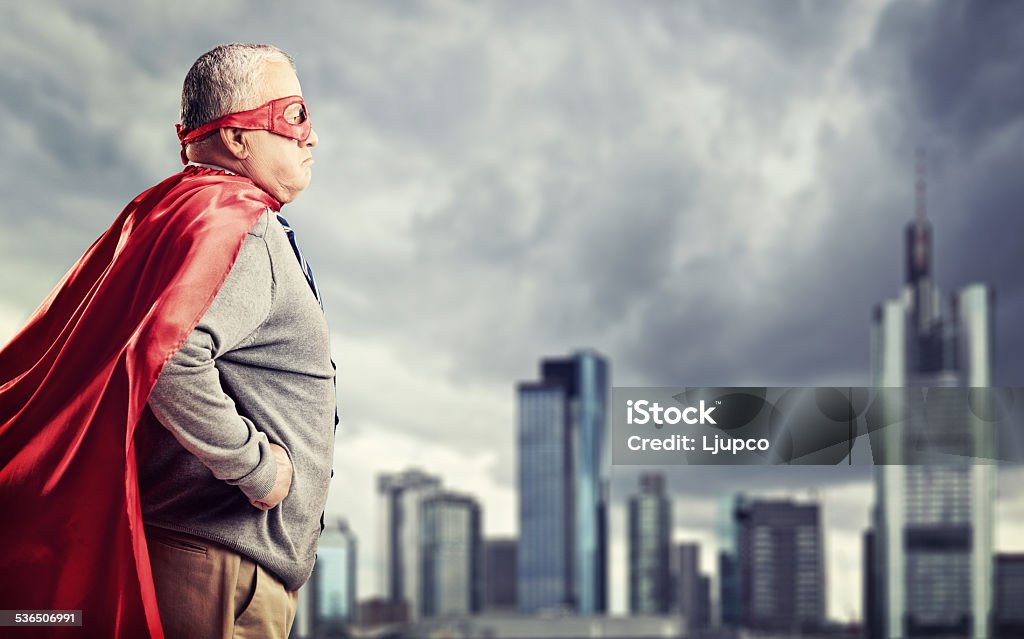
[284,104,307,124]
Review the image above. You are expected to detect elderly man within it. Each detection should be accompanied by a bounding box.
[0,44,334,639]
[139,43,335,638]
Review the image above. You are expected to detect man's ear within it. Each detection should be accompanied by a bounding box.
[219,127,251,160]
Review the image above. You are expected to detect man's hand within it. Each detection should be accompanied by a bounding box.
[250,443,293,510]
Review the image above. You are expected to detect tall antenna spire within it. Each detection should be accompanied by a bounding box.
[907,146,932,285]
[915,147,927,224]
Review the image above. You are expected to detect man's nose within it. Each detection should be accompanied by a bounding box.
[304,127,319,148]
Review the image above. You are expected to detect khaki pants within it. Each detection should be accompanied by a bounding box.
[145,525,298,639]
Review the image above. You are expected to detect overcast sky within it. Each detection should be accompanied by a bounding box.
[2,0,1023,622]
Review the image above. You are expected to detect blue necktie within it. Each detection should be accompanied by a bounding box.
[276,213,323,310]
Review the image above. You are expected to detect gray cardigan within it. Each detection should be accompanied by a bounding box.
[139,209,336,591]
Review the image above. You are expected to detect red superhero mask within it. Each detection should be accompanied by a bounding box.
[175,95,311,164]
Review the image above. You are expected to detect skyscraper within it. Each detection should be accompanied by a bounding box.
[863,528,882,639]
[378,469,441,619]
[718,495,742,628]
[310,518,358,632]
[420,492,482,617]
[628,473,672,614]
[993,554,1024,638]
[869,154,995,638]
[731,496,825,632]
[718,551,740,628]
[483,539,518,612]
[695,575,711,630]
[517,380,572,613]
[517,350,609,614]
[673,542,710,630]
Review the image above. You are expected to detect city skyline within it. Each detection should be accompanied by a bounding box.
[3,0,1024,627]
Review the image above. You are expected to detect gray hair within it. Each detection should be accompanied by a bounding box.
[180,43,294,131]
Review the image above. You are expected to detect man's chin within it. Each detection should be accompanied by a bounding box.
[282,184,311,205]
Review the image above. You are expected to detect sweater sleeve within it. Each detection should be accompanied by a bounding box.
[148,219,279,503]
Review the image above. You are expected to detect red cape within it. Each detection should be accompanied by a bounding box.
[0,166,279,638]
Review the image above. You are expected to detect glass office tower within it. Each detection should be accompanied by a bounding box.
[718,494,742,628]
[869,178,995,638]
[482,539,518,611]
[517,350,609,614]
[310,519,358,631]
[674,543,711,630]
[628,473,672,614]
[378,469,442,619]
[994,554,1024,638]
[732,497,825,632]
[518,382,572,613]
[420,492,482,617]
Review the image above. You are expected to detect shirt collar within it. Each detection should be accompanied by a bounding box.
[187,161,236,175]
